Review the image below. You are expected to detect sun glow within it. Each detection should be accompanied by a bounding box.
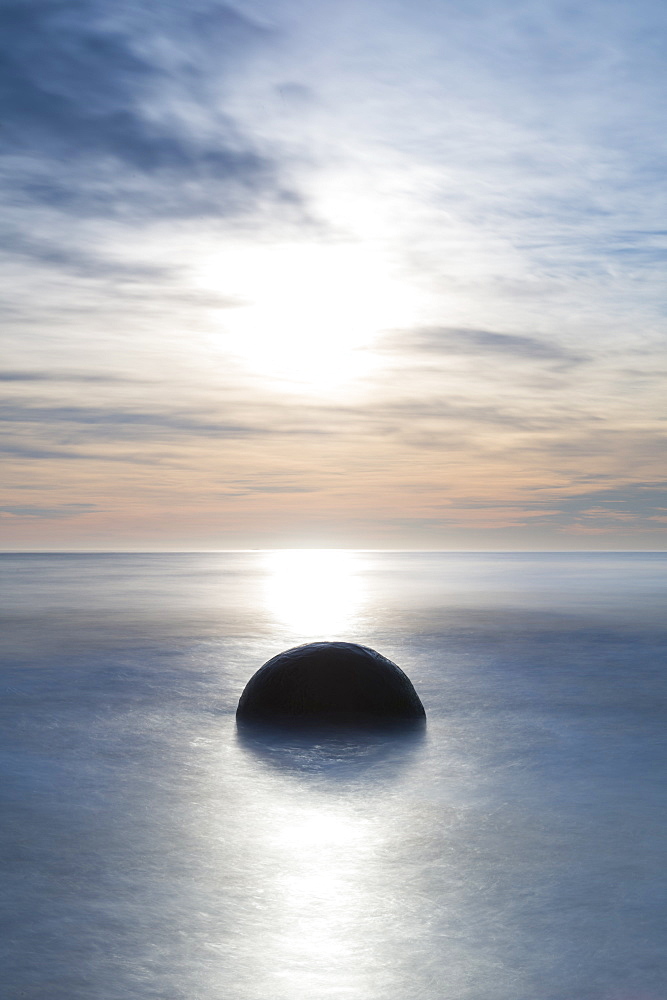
[262,548,365,638]
[200,241,418,390]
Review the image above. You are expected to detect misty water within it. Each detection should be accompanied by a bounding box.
[1,551,666,1000]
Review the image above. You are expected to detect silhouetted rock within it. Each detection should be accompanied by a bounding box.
[236,641,426,724]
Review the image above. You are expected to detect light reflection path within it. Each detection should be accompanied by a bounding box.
[262,549,366,640]
[226,551,422,997]
[234,781,403,999]
[229,727,427,1000]
[265,801,377,996]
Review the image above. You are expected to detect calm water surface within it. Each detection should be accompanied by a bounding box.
[1,551,666,1000]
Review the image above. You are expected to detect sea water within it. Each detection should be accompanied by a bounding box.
[1,551,666,1000]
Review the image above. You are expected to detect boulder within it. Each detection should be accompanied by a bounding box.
[236,641,426,724]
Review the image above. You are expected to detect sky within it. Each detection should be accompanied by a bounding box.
[1,0,666,551]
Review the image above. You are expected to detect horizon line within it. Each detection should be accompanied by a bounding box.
[2,548,667,555]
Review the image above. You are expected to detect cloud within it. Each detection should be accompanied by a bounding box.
[0,401,336,459]
[371,396,588,435]
[0,229,174,280]
[0,390,599,461]
[217,484,319,497]
[0,0,292,220]
[0,503,99,518]
[554,482,667,524]
[499,481,667,535]
[0,402,263,439]
[0,371,143,384]
[0,441,157,462]
[235,485,318,494]
[373,481,667,535]
[383,327,586,368]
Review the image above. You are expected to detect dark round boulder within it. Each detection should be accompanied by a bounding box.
[236,641,426,724]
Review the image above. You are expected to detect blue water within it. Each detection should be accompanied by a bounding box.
[1,551,666,1000]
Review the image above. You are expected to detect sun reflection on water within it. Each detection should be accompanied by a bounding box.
[226,710,426,998]
[265,801,378,995]
[271,808,366,851]
[262,549,365,639]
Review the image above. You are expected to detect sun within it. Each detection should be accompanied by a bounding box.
[198,241,418,391]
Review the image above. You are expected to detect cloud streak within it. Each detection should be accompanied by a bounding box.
[0,371,144,384]
[383,327,587,369]
[0,503,99,519]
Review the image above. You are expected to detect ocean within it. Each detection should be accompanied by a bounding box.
[1,551,666,1000]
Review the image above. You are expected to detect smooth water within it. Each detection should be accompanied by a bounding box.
[1,551,666,1000]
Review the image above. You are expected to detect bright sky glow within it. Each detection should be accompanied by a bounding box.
[200,242,419,389]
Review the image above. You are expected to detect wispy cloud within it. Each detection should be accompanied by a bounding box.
[0,402,270,440]
[0,503,99,519]
[0,229,174,280]
[0,1,289,220]
[383,327,587,369]
[0,371,144,384]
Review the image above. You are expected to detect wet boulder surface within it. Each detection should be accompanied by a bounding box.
[236,641,426,725]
